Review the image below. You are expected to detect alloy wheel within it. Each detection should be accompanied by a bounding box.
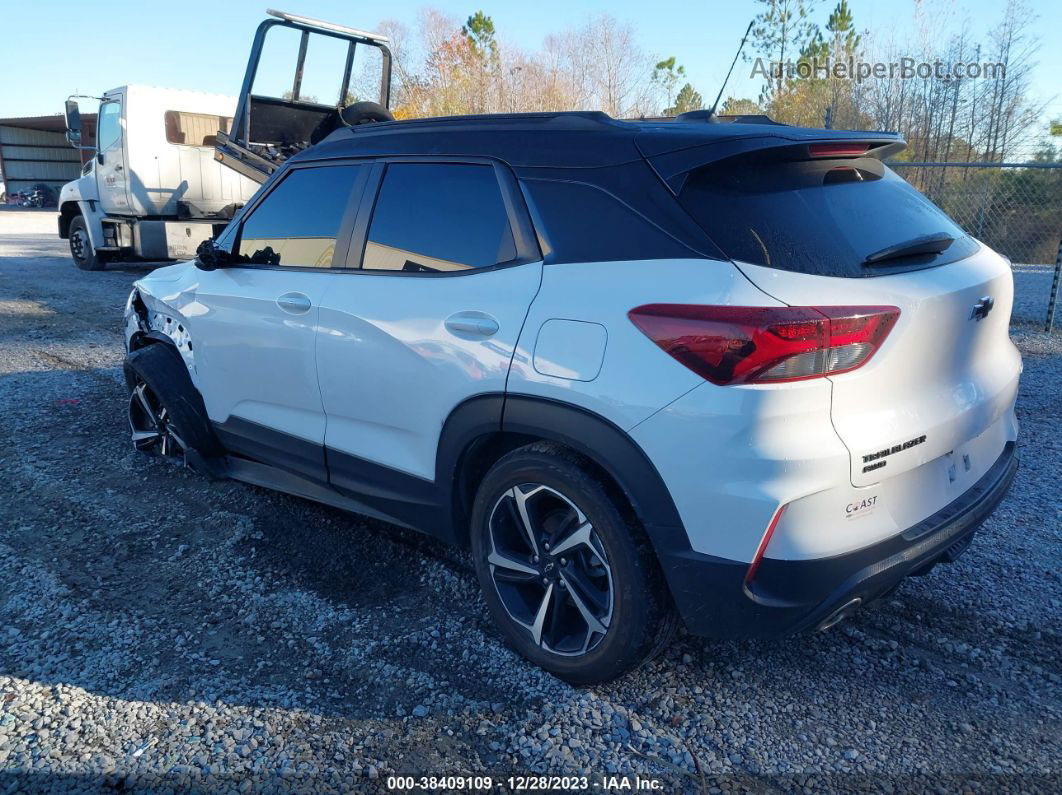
[127,379,186,459]
[486,484,614,656]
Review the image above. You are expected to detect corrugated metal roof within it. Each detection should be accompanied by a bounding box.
[0,115,68,133]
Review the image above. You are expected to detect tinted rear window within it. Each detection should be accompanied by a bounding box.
[677,158,978,277]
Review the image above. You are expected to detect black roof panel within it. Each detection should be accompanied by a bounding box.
[295,111,905,169]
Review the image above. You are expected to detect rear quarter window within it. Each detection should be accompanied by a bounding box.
[677,158,978,277]
[522,178,698,264]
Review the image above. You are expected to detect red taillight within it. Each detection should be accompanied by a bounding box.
[808,142,870,158]
[628,304,899,385]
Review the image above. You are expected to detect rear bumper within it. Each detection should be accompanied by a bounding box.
[663,441,1018,639]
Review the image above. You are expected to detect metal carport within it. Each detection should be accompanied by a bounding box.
[0,114,96,202]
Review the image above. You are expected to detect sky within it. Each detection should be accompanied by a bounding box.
[3,0,1059,137]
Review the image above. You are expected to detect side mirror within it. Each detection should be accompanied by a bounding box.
[64,99,82,147]
[195,238,233,271]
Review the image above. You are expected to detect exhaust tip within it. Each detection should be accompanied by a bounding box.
[817,597,862,632]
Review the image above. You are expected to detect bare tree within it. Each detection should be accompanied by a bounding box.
[984,0,1042,161]
[370,9,670,119]
[587,15,653,117]
[375,19,422,116]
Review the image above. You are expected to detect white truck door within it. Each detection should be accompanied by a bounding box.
[95,97,130,214]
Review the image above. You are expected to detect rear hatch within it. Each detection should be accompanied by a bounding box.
[670,138,1021,486]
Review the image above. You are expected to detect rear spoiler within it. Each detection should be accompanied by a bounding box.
[637,132,907,195]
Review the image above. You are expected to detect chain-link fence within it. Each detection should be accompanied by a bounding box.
[892,161,1062,330]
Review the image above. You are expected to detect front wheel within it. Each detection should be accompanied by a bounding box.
[123,344,223,462]
[69,215,104,271]
[470,443,676,684]
[127,375,187,459]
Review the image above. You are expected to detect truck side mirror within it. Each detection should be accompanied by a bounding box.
[64,99,82,147]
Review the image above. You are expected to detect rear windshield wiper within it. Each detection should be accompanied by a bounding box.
[863,233,955,266]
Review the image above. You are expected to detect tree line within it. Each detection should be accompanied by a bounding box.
[372,9,702,120]
[366,0,1055,165]
[736,0,1053,164]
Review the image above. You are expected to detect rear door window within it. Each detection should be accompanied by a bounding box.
[237,165,362,268]
[677,158,978,277]
[362,163,517,272]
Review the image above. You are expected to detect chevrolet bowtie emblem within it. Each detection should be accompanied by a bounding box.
[971,296,994,321]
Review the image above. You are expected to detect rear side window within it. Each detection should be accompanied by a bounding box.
[238,165,361,267]
[678,159,978,277]
[165,111,231,146]
[362,163,516,272]
[522,178,698,264]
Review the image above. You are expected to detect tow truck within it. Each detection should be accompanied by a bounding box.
[214,8,395,184]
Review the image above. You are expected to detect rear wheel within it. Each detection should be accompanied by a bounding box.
[69,215,104,271]
[470,443,675,684]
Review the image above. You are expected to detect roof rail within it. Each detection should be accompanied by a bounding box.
[674,110,788,126]
[347,110,620,134]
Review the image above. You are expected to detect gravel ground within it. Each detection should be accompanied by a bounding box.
[0,223,1059,793]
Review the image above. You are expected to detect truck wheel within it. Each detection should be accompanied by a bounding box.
[69,215,104,271]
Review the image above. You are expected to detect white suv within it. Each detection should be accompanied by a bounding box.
[122,112,1021,683]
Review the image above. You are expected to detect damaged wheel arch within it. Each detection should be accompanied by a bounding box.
[122,343,224,462]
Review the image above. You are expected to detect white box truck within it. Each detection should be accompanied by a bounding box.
[58,85,259,270]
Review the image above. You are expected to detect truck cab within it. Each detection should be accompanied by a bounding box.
[59,85,260,270]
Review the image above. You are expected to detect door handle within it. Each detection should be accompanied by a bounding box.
[445,311,500,339]
[276,292,312,315]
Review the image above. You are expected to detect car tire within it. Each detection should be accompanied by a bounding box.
[69,215,105,271]
[470,442,676,684]
[123,344,223,459]
[339,101,394,126]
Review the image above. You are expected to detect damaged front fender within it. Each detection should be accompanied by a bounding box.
[124,288,196,374]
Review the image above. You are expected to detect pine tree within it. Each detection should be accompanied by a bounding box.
[462,11,498,62]
[668,83,704,115]
[652,57,686,115]
[748,0,821,101]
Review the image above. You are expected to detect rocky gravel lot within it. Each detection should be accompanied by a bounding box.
[0,213,1059,793]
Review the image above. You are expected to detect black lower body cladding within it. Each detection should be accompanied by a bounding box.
[662,442,1018,639]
